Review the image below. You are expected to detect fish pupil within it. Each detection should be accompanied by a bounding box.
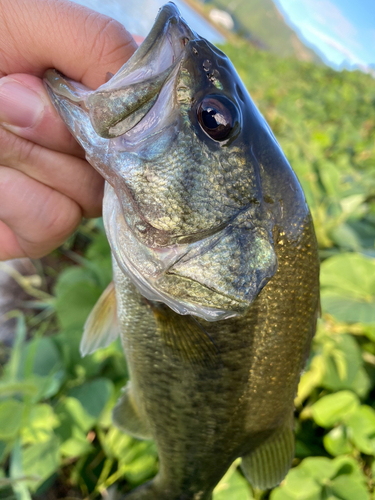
[197,95,237,141]
[202,108,223,128]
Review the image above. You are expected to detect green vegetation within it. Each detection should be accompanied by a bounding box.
[1,42,375,499]
[200,0,322,63]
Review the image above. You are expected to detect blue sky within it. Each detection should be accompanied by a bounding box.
[274,0,375,71]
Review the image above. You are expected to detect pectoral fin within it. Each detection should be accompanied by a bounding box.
[241,420,295,490]
[152,306,221,368]
[112,382,152,440]
[80,281,119,357]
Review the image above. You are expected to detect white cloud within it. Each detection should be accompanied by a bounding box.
[303,0,357,40]
[302,23,369,70]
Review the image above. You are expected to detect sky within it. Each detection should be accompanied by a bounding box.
[274,0,375,72]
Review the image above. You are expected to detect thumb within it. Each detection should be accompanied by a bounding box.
[0,0,137,88]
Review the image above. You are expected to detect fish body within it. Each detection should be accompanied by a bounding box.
[44,4,320,499]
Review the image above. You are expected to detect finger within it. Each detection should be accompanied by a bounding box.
[0,74,85,157]
[0,220,23,260]
[0,127,104,218]
[0,166,82,259]
[0,0,137,88]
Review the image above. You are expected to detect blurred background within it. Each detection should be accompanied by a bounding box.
[0,0,374,499]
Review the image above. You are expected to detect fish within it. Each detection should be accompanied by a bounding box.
[44,3,320,499]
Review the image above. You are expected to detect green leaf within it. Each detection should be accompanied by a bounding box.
[22,405,59,445]
[320,253,375,324]
[214,462,253,500]
[327,474,368,500]
[55,397,95,438]
[122,445,158,486]
[54,397,96,458]
[0,442,7,464]
[59,435,93,458]
[0,381,38,398]
[55,281,103,330]
[54,267,97,298]
[21,438,60,490]
[22,338,61,378]
[330,456,365,481]
[323,425,353,456]
[0,401,24,440]
[67,378,113,420]
[102,428,133,460]
[296,355,325,405]
[311,391,359,428]
[270,489,302,500]
[321,335,364,392]
[346,405,375,454]
[349,367,371,399]
[300,457,337,482]
[277,466,321,499]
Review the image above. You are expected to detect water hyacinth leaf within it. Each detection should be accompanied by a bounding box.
[55,281,103,330]
[295,355,325,405]
[323,425,353,457]
[330,456,365,481]
[0,381,39,398]
[214,462,253,500]
[0,401,24,440]
[271,466,321,499]
[345,405,375,455]
[22,338,61,378]
[116,439,158,485]
[349,367,371,399]
[320,253,375,324]
[54,397,96,453]
[21,405,59,445]
[310,391,359,428]
[321,335,363,392]
[59,434,93,458]
[54,266,98,298]
[122,446,158,485]
[299,457,337,482]
[270,456,367,500]
[327,474,368,500]
[67,378,113,419]
[318,161,341,198]
[21,438,60,490]
[270,490,304,500]
[0,442,7,463]
[55,397,96,437]
[103,427,133,460]
[330,223,362,252]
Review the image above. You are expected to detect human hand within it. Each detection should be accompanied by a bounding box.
[0,0,138,260]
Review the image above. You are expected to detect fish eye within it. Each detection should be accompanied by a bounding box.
[197,95,238,142]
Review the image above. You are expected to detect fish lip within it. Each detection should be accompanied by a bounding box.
[94,2,196,95]
[44,3,196,126]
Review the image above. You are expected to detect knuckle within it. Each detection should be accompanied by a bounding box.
[0,127,42,167]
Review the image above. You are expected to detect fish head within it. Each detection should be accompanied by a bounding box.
[44,3,307,321]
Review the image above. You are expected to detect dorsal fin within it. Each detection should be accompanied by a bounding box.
[152,306,221,369]
[80,281,119,357]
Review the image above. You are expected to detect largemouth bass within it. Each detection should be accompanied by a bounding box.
[44,3,320,499]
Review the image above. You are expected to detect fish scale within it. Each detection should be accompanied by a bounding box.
[44,2,319,498]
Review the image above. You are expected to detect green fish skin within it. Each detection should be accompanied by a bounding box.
[44,3,320,499]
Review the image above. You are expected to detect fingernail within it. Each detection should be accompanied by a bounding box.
[0,80,44,128]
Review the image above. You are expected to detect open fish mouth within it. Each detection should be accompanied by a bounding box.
[45,3,195,139]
